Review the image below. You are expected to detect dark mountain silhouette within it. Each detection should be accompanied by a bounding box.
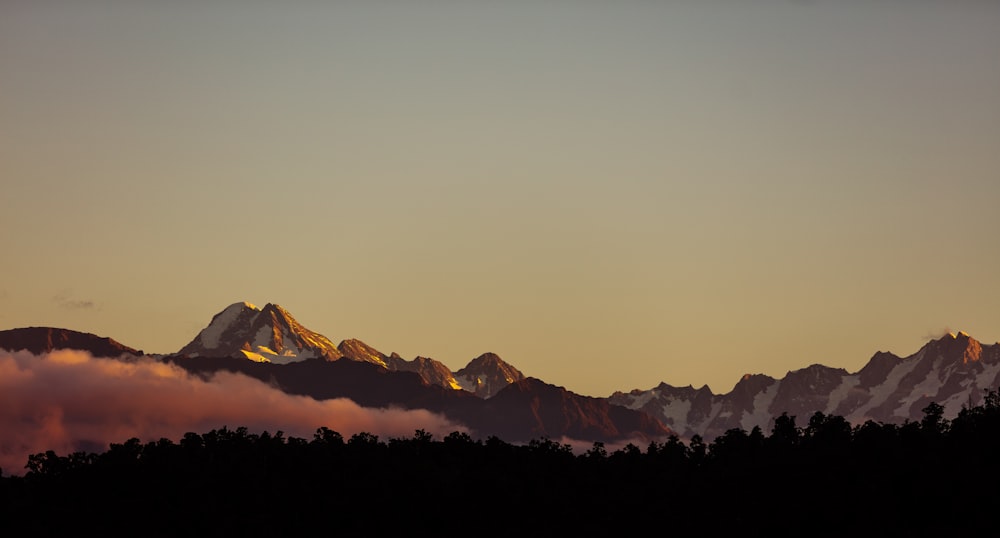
[0,327,142,357]
[475,377,669,441]
[165,354,669,443]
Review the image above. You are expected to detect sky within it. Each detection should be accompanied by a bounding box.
[2,1,998,399]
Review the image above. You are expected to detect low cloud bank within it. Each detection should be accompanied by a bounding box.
[0,350,467,475]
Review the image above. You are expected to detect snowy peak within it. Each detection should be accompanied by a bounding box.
[928,330,982,365]
[177,303,526,396]
[454,352,525,399]
[187,302,261,350]
[610,332,1000,441]
[178,302,342,364]
[246,303,343,363]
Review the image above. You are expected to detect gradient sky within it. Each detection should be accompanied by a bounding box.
[3,1,998,398]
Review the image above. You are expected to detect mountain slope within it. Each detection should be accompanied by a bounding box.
[338,339,464,390]
[167,302,670,442]
[0,327,142,357]
[177,302,345,364]
[454,352,526,398]
[180,304,519,396]
[610,332,1000,440]
[473,377,671,442]
[166,355,670,443]
[8,302,996,445]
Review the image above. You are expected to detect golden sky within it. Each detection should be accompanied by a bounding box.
[2,1,998,397]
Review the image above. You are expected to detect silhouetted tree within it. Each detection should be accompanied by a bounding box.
[920,401,948,435]
[9,395,1000,536]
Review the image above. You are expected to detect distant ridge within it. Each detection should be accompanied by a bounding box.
[4,302,996,443]
[611,331,1000,440]
[0,327,142,357]
[175,302,523,398]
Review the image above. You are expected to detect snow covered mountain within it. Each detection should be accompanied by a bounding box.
[178,302,523,398]
[454,352,526,398]
[609,331,1000,440]
[7,301,996,444]
[0,321,670,444]
[177,302,344,364]
[165,300,669,442]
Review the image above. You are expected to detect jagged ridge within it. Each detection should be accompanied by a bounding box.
[610,331,1000,440]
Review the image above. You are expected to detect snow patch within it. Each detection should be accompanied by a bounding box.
[893,361,946,417]
[740,380,779,432]
[240,350,271,363]
[939,359,1000,416]
[824,375,860,415]
[976,359,1000,390]
[200,302,259,349]
[455,375,474,392]
[252,325,273,350]
[659,397,693,428]
[849,350,924,421]
[622,390,657,409]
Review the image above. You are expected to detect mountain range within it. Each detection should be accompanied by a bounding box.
[2,301,997,444]
[612,330,1000,440]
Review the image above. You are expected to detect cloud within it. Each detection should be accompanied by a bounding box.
[923,327,953,341]
[52,292,97,310]
[0,350,467,475]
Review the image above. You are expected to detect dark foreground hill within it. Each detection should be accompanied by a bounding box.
[4,393,1000,537]
[0,326,142,357]
[168,354,670,443]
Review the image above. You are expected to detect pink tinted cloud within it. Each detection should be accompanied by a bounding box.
[0,350,467,475]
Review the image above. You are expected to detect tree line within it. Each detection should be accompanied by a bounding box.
[4,392,1000,536]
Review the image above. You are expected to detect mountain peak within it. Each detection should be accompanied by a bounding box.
[465,352,504,367]
[190,302,262,350]
[178,302,342,363]
[454,352,525,398]
[261,302,289,316]
[925,330,982,364]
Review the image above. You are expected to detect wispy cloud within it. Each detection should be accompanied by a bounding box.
[0,350,467,475]
[923,327,953,341]
[52,291,97,310]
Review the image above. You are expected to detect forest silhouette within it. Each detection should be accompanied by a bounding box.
[4,392,1000,536]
